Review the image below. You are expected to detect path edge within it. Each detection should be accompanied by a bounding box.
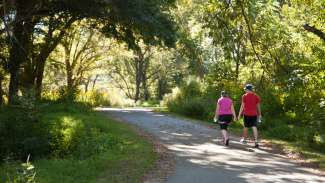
[101,113,176,182]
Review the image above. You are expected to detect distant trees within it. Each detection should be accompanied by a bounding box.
[0,0,177,104]
[104,42,175,102]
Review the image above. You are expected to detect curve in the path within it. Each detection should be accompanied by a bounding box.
[99,108,325,183]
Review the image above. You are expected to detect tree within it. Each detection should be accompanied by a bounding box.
[1,0,177,104]
[0,17,8,105]
[104,41,177,102]
[60,25,104,93]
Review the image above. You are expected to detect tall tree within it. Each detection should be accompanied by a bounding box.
[59,24,105,96]
[2,0,177,104]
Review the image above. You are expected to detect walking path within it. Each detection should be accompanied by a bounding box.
[99,108,325,183]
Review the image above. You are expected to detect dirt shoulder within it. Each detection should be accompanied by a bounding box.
[109,116,175,183]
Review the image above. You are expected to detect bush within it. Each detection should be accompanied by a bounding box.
[0,101,121,162]
[0,97,50,161]
[77,89,135,107]
[164,79,215,120]
[185,98,214,119]
[180,79,202,98]
[58,86,80,102]
[4,156,36,183]
[265,124,297,141]
[78,90,111,106]
[48,113,120,159]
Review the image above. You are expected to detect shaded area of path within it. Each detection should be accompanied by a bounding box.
[99,108,325,183]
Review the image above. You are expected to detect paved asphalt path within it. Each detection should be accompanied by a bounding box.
[99,108,325,183]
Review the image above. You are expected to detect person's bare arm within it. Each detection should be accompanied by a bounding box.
[231,104,237,121]
[238,103,244,119]
[257,103,262,117]
[214,103,220,122]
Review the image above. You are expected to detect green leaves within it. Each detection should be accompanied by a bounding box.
[100,0,177,50]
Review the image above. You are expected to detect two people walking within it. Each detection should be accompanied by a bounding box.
[214,84,261,148]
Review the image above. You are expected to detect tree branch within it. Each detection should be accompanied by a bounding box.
[303,23,325,42]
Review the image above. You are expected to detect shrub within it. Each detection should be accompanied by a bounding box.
[0,97,50,161]
[78,90,111,106]
[4,156,36,183]
[164,79,216,120]
[77,89,135,107]
[0,101,121,162]
[58,86,80,102]
[180,79,202,98]
[48,113,120,159]
[184,98,215,120]
[265,124,297,141]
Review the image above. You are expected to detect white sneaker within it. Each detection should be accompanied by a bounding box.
[240,138,247,144]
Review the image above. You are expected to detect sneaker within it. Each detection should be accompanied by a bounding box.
[240,138,247,144]
[225,139,229,146]
[254,142,259,148]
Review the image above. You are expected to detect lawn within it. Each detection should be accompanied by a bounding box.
[0,102,157,183]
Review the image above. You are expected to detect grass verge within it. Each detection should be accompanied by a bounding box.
[0,102,157,183]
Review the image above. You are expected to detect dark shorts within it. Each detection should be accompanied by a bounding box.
[244,115,257,128]
[218,115,233,130]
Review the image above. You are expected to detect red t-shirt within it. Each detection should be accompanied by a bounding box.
[242,92,260,116]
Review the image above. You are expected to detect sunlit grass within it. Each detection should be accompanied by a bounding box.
[0,103,157,183]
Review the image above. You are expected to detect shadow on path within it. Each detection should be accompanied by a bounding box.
[98,107,325,183]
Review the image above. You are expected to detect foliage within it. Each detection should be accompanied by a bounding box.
[0,0,324,177]
[4,156,36,183]
[1,102,157,183]
[1,0,177,103]
[164,78,213,119]
[0,101,121,161]
[77,90,111,107]
[57,86,80,102]
[0,99,50,161]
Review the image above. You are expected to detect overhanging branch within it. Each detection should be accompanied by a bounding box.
[303,23,325,42]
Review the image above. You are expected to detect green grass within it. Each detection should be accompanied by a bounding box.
[0,102,157,183]
[262,139,325,170]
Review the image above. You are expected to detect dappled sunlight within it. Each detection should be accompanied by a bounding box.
[165,140,324,182]
[170,132,192,137]
[58,116,82,139]
[153,114,166,117]
[121,110,131,113]
[96,107,153,112]
[2,0,323,182]
[102,108,325,183]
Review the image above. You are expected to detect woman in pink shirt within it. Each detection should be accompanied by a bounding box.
[214,91,237,146]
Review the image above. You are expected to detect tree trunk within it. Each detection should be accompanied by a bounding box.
[8,8,34,103]
[303,24,325,42]
[66,60,73,89]
[142,60,150,101]
[157,77,168,100]
[35,56,46,98]
[235,60,240,81]
[35,47,56,98]
[84,77,91,92]
[142,73,149,100]
[35,17,75,98]
[0,77,3,105]
[92,74,99,90]
[134,58,142,103]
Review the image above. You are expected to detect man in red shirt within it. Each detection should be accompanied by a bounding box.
[238,84,261,148]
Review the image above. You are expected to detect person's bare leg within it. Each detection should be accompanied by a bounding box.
[226,130,229,140]
[252,126,258,142]
[221,129,227,143]
[242,127,248,139]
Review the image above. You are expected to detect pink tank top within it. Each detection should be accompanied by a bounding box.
[217,97,233,115]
